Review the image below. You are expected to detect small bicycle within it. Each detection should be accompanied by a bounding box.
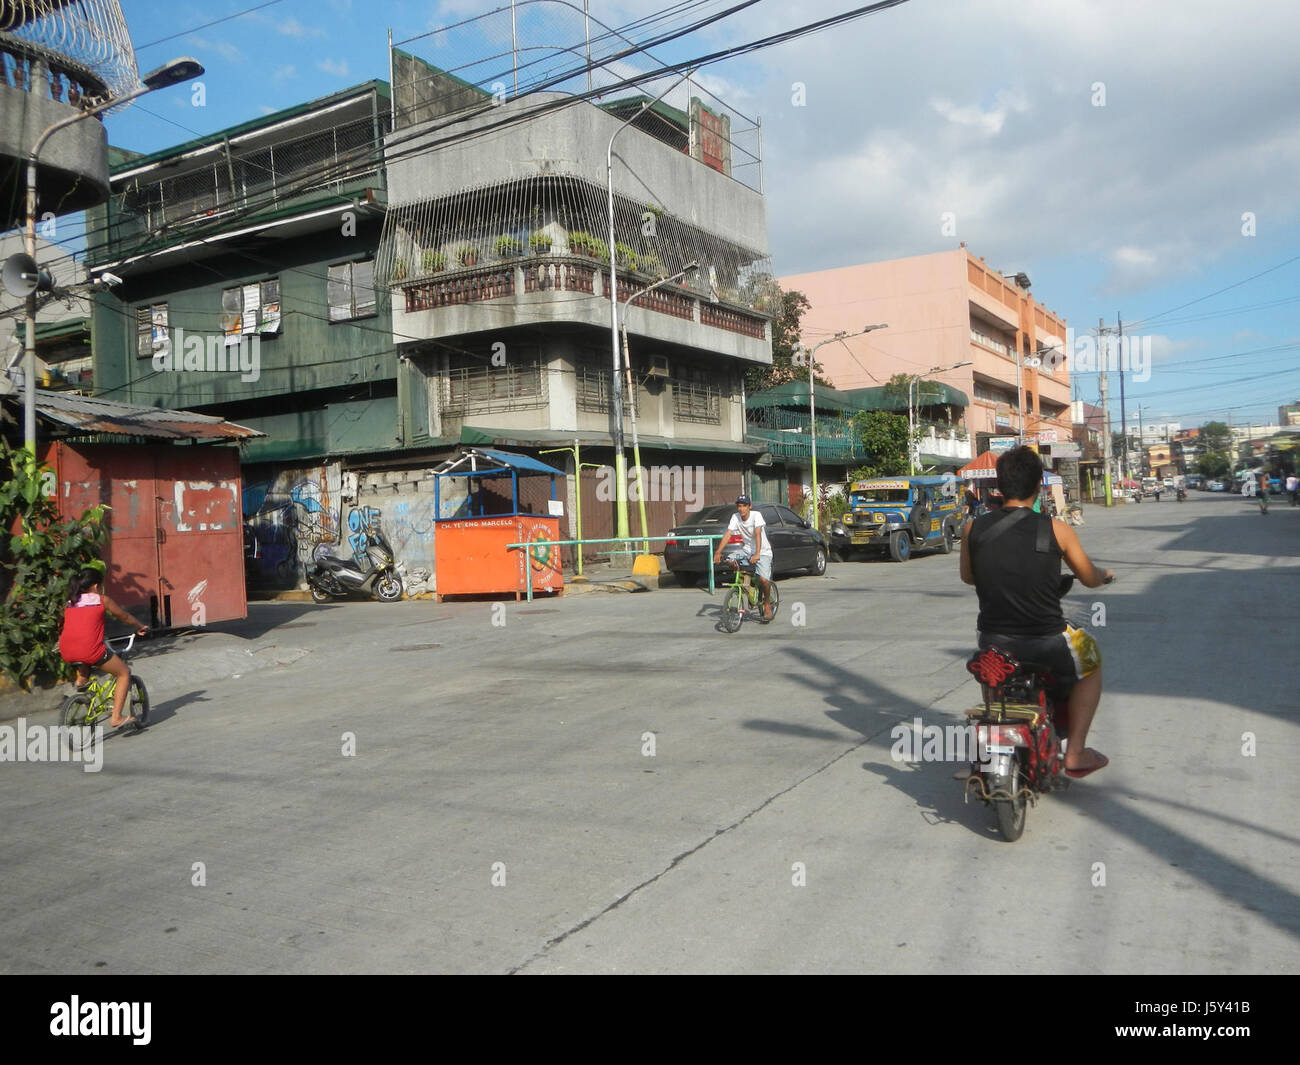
[59,634,150,754]
[718,558,779,633]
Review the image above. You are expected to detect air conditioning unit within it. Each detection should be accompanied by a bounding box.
[646,355,670,379]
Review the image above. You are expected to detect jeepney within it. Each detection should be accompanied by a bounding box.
[829,475,963,562]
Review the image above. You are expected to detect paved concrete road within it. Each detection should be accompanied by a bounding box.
[2,492,1296,974]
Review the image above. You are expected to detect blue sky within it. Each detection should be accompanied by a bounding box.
[99,0,1300,431]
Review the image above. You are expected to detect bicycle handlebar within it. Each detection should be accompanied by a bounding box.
[106,633,139,654]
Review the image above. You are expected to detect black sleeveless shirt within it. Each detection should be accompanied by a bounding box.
[969,507,1065,636]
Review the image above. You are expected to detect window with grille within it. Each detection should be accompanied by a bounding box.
[575,351,636,414]
[442,357,545,415]
[136,304,169,359]
[671,375,721,423]
[222,279,282,338]
[327,260,376,321]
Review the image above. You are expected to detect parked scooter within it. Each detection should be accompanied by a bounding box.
[307,529,404,603]
[961,573,1114,841]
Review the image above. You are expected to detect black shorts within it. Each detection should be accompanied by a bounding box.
[977,626,1101,699]
[69,647,113,670]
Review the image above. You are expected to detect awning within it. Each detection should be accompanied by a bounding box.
[460,425,763,455]
[432,446,564,478]
[958,450,999,480]
[841,382,970,412]
[746,381,863,413]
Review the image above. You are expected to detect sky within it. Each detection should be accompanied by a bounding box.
[82,0,1300,430]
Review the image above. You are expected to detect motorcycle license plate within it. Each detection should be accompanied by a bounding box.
[688,538,708,547]
[987,744,1016,754]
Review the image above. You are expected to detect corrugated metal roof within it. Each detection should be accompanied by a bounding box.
[21,390,263,441]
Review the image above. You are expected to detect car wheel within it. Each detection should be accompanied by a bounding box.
[808,547,827,575]
[889,530,911,562]
[938,523,954,555]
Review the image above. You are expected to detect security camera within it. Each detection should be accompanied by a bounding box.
[96,272,124,287]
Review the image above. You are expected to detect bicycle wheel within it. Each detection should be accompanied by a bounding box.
[59,694,97,755]
[720,587,744,633]
[760,580,780,624]
[128,676,150,730]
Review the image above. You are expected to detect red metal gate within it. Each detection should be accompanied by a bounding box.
[43,442,247,627]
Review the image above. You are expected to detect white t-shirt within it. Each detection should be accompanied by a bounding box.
[725,510,772,558]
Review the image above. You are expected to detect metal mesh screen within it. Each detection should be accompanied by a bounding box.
[1,0,138,97]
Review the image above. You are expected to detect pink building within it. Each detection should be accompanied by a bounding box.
[780,247,1073,464]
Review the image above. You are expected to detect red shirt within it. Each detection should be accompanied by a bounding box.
[60,593,106,664]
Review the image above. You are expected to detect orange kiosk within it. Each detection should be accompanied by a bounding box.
[433,447,565,601]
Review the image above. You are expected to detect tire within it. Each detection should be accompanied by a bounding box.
[309,583,332,604]
[889,530,911,562]
[760,580,780,624]
[938,523,955,555]
[808,547,827,576]
[128,676,150,731]
[59,694,96,755]
[375,574,404,602]
[720,587,744,633]
[992,759,1027,842]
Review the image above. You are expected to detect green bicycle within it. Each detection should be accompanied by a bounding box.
[59,635,150,754]
[718,559,780,634]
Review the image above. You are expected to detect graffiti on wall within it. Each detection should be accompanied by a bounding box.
[243,464,342,587]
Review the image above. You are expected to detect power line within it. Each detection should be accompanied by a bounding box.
[134,0,289,51]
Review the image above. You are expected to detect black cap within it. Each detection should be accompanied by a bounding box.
[735,494,752,505]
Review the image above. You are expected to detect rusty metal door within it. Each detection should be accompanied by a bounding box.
[48,442,247,627]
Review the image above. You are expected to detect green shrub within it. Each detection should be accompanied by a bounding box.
[0,441,110,687]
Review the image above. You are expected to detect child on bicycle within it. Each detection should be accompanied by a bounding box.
[59,567,146,728]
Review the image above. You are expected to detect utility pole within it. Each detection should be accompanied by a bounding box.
[1098,318,1113,506]
[1117,312,1127,485]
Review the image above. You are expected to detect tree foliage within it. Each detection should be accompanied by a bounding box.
[0,441,110,688]
[743,286,834,394]
[848,411,917,480]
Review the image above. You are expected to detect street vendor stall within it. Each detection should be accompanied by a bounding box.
[432,447,565,601]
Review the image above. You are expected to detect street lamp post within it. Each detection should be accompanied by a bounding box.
[808,324,887,532]
[621,261,699,552]
[908,361,972,475]
[606,67,695,539]
[20,57,203,455]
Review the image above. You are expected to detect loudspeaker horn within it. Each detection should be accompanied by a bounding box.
[2,253,53,298]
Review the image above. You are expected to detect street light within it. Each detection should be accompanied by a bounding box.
[807,324,887,532]
[19,57,203,454]
[606,67,695,540]
[908,361,971,475]
[622,261,699,552]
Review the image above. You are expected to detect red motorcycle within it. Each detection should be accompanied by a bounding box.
[961,574,1107,841]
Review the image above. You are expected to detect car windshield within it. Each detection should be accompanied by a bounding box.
[679,505,736,525]
[851,489,910,505]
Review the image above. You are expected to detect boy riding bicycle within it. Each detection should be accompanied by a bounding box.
[712,495,774,620]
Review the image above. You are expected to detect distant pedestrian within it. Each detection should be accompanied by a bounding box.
[1286,473,1298,506]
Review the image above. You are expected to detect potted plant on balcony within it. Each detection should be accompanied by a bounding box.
[528,231,552,254]
[495,234,524,258]
[614,242,638,272]
[421,250,446,274]
[640,251,664,278]
[567,231,596,257]
[457,244,479,268]
[391,257,408,281]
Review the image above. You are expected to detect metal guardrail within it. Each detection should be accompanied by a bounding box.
[504,534,727,602]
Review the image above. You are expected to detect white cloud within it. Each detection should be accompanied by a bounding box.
[186,35,244,65]
[273,65,296,82]
[278,17,326,38]
[318,58,350,78]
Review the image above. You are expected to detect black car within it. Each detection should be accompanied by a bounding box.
[663,503,828,586]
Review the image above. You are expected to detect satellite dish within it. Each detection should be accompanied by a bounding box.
[2,253,53,298]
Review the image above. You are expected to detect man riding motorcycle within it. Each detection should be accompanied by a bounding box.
[959,446,1114,779]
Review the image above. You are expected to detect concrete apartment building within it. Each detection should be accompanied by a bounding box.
[781,246,1074,475]
[379,55,775,540]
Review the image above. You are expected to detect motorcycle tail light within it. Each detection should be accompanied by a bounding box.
[983,725,1029,746]
[665,539,677,548]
